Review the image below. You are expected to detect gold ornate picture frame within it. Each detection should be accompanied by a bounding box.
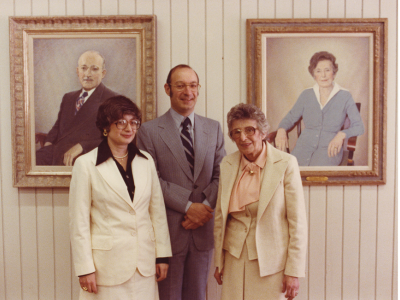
[247,19,387,185]
[10,15,157,187]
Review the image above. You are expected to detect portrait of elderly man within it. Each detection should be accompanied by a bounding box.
[35,50,119,166]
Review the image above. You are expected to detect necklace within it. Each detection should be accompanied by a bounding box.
[113,152,128,160]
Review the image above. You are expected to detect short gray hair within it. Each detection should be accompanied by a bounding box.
[227,103,270,140]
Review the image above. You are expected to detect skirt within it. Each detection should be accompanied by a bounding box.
[221,244,286,300]
[79,269,159,300]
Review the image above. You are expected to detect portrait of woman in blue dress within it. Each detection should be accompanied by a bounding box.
[275,51,365,166]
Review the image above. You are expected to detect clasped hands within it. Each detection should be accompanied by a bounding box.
[181,203,213,230]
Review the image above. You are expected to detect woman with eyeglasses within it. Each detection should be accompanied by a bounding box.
[69,95,172,299]
[213,103,307,300]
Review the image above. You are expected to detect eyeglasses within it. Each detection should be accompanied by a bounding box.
[230,126,257,139]
[169,83,201,91]
[114,119,140,130]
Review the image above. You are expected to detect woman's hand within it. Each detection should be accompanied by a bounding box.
[156,263,169,282]
[275,128,288,152]
[328,131,346,157]
[282,275,299,299]
[214,267,224,285]
[79,272,97,294]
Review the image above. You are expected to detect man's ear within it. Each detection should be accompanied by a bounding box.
[164,83,171,96]
[102,69,107,79]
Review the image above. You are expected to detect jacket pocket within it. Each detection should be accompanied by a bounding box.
[91,235,113,250]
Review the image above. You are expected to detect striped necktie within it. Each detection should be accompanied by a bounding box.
[181,118,194,175]
[75,91,88,114]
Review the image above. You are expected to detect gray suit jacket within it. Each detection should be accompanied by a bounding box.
[137,110,225,254]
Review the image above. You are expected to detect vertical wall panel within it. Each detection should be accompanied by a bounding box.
[0,0,14,297]
[36,188,56,300]
[188,0,206,116]
[15,0,31,15]
[363,0,380,17]
[342,186,361,300]
[101,0,118,15]
[2,3,22,299]
[53,189,71,300]
[205,0,223,124]
[49,0,67,16]
[345,0,363,17]
[137,0,153,14]
[66,0,83,15]
[83,0,100,15]
[328,0,345,18]
[258,0,275,18]
[118,0,136,15]
[240,0,257,104]
[276,0,292,18]
[223,0,240,154]
[20,188,39,299]
[308,186,326,299]
[359,185,378,300]
[298,186,310,300]
[154,0,171,115]
[325,186,343,300]
[377,0,397,298]
[32,0,48,15]
[294,0,310,18]
[170,0,188,65]
[310,0,327,17]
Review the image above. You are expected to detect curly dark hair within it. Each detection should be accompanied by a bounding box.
[308,51,339,76]
[96,95,141,136]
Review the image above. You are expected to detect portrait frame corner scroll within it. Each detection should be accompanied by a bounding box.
[246,18,387,185]
[9,15,157,187]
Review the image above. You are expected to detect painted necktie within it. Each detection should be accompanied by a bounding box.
[75,91,88,114]
[181,118,194,175]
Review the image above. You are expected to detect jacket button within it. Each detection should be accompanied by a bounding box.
[193,184,198,189]
[130,210,135,215]
[131,231,136,236]
[244,228,247,233]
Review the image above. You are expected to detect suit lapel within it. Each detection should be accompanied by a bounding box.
[131,155,148,205]
[257,143,288,223]
[220,152,241,222]
[159,112,194,180]
[96,156,133,208]
[193,115,209,182]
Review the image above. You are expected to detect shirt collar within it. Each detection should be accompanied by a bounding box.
[80,87,96,99]
[96,138,147,166]
[169,108,195,129]
[240,141,267,170]
[313,82,347,109]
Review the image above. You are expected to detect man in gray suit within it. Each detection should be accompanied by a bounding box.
[137,65,225,300]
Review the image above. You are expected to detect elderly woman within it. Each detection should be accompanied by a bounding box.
[69,96,172,299]
[275,51,364,166]
[214,103,307,300]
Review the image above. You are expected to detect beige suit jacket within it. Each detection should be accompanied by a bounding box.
[214,142,307,278]
[69,147,172,286]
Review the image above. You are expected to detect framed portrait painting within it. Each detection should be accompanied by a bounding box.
[247,19,387,185]
[10,15,157,187]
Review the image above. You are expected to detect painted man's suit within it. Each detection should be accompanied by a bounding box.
[36,83,118,165]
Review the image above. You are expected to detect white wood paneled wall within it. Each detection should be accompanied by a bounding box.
[0,0,397,299]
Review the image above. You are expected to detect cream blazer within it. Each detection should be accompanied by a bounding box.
[214,142,307,278]
[69,147,172,286]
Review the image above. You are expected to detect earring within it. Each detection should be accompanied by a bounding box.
[103,129,108,137]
